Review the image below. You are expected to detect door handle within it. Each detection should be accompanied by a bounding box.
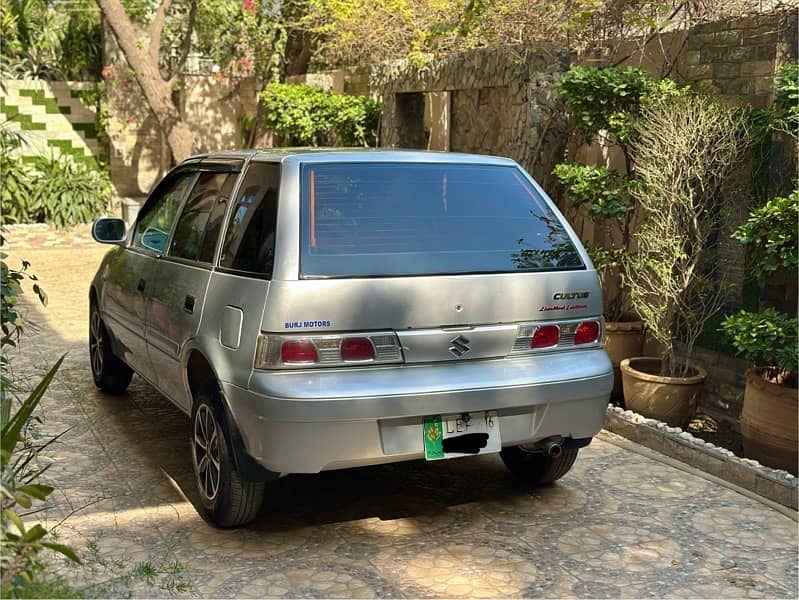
[137,278,146,293]
[184,295,195,313]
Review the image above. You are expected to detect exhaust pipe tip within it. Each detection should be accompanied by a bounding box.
[544,440,562,458]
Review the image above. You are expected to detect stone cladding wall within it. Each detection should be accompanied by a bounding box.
[686,11,797,108]
[371,45,570,187]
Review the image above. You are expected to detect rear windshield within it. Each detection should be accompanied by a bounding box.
[300,162,584,278]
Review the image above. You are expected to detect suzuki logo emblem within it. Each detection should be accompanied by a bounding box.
[449,334,471,358]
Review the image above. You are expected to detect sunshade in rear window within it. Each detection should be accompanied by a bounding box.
[300,162,584,278]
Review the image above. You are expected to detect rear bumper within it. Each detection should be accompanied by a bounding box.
[221,349,612,473]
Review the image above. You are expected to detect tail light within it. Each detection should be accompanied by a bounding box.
[341,337,376,361]
[511,318,603,355]
[280,340,319,364]
[255,332,401,369]
[530,325,560,348]
[574,321,600,345]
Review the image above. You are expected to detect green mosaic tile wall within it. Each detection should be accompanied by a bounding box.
[1,83,102,167]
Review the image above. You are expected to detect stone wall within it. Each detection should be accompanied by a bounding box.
[686,11,797,108]
[0,80,104,167]
[372,45,570,187]
[691,347,751,428]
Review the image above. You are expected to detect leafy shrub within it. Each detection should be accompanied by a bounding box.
[0,153,110,228]
[721,188,798,384]
[260,83,380,147]
[552,162,632,221]
[732,191,799,285]
[721,309,797,382]
[557,66,687,144]
[0,249,47,421]
[773,61,798,140]
[0,154,34,224]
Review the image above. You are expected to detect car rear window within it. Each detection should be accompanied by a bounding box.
[300,162,584,278]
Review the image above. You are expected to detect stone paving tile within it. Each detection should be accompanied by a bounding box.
[619,573,795,598]
[4,243,799,598]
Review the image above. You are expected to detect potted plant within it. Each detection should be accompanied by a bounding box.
[721,191,798,474]
[554,67,686,399]
[620,94,754,427]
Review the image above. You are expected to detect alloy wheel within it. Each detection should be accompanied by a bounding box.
[90,309,104,377]
[193,404,222,501]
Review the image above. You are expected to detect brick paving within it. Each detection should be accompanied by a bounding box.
[2,223,96,249]
[4,240,798,598]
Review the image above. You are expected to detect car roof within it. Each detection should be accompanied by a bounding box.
[184,148,518,167]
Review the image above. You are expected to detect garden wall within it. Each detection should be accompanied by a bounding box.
[0,80,104,168]
[372,45,570,189]
[105,73,257,204]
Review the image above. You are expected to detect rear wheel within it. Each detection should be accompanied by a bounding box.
[500,445,579,484]
[191,380,264,527]
[89,302,133,394]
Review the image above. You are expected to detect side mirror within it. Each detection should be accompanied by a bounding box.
[92,217,127,244]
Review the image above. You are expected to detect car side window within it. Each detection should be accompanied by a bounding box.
[197,173,237,264]
[219,162,280,276]
[169,172,233,262]
[133,172,196,254]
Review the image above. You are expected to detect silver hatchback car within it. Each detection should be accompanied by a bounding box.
[90,149,612,527]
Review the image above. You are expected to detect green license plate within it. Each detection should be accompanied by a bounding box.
[423,415,445,460]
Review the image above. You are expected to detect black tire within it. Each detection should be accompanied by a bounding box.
[191,379,264,527]
[89,301,133,394]
[500,445,579,484]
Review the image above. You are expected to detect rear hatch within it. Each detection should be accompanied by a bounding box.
[260,159,603,365]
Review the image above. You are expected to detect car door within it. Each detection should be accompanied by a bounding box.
[145,161,243,411]
[101,169,197,382]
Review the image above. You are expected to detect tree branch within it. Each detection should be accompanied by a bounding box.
[168,0,198,83]
[612,1,688,67]
[148,0,174,64]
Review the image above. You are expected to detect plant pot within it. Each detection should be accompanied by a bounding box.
[605,320,645,404]
[620,357,706,428]
[740,369,798,475]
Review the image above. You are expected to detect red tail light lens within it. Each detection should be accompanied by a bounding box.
[341,337,376,361]
[281,340,319,363]
[531,325,560,348]
[574,321,600,345]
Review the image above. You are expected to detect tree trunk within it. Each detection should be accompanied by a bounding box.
[96,0,194,163]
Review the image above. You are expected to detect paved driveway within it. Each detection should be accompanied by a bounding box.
[6,243,798,598]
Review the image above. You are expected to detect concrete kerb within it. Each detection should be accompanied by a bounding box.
[604,405,798,511]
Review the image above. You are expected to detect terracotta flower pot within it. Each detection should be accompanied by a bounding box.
[604,320,645,403]
[740,369,798,475]
[620,357,706,428]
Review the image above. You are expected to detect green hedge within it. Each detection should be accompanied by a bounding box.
[1,153,110,228]
[260,83,380,147]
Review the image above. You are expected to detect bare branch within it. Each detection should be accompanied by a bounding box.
[168,0,198,83]
[148,0,175,64]
[627,94,755,375]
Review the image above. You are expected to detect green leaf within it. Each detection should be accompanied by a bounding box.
[41,541,81,563]
[1,355,64,461]
[16,483,53,500]
[21,523,47,542]
[14,492,32,508]
[4,508,26,533]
